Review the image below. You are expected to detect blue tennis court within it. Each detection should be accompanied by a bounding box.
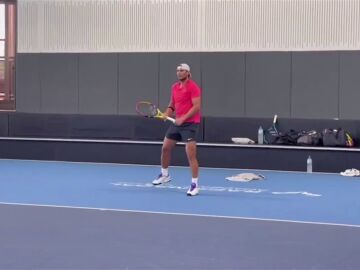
[0,159,359,269]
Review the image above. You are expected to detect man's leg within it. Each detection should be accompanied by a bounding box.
[185,141,200,196]
[185,141,199,178]
[161,137,177,169]
[153,137,177,185]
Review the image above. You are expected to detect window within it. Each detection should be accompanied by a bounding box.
[0,1,16,110]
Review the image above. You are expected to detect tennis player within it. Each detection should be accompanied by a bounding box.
[152,63,201,196]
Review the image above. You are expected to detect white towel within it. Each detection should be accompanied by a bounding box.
[226,173,265,182]
[231,137,255,144]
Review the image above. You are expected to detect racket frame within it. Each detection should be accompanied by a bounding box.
[136,101,175,123]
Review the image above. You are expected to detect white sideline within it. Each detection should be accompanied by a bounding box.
[1,202,359,229]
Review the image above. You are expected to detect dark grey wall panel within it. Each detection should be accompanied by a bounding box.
[159,53,201,110]
[202,53,245,117]
[15,54,41,112]
[79,54,118,115]
[40,54,79,113]
[339,51,360,119]
[118,53,158,115]
[0,113,8,136]
[9,113,72,137]
[291,52,339,119]
[246,52,291,117]
[15,51,360,120]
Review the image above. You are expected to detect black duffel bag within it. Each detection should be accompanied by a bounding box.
[322,128,354,147]
[297,130,322,146]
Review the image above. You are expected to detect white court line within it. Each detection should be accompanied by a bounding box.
[0,158,339,175]
[111,182,322,197]
[0,201,359,229]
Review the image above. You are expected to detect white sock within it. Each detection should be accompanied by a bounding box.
[192,178,198,185]
[161,168,169,176]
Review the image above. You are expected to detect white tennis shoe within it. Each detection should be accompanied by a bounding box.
[340,168,360,177]
[187,183,200,196]
[152,174,171,185]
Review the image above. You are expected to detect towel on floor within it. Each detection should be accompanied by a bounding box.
[226,173,265,182]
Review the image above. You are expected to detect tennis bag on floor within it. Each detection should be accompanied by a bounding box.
[322,128,354,147]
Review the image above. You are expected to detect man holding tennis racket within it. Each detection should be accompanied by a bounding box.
[152,63,202,196]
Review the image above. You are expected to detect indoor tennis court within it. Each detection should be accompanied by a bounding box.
[0,159,359,269]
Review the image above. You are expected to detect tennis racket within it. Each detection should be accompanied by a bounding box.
[136,101,175,123]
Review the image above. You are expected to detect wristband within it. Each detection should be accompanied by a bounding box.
[167,106,175,111]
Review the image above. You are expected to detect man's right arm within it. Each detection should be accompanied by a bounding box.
[164,101,175,118]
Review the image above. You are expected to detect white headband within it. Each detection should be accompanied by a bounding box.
[177,63,190,72]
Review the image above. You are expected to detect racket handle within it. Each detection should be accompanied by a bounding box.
[166,116,175,123]
[273,114,278,123]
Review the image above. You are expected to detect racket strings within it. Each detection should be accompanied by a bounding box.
[137,102,158,117]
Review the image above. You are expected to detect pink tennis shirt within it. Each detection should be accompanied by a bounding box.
[171,79,201,123]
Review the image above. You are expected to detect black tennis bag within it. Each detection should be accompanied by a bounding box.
[264,129,299,145]
[264,115,280,144]
[274,129,300,145]
[264,126,280,144]
[297,130,322,146]
[322,128,354,147]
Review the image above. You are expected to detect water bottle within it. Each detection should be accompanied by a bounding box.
[258,126,264,145]
[307,156,313,173]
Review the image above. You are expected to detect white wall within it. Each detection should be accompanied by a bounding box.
[18,0,360,53]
